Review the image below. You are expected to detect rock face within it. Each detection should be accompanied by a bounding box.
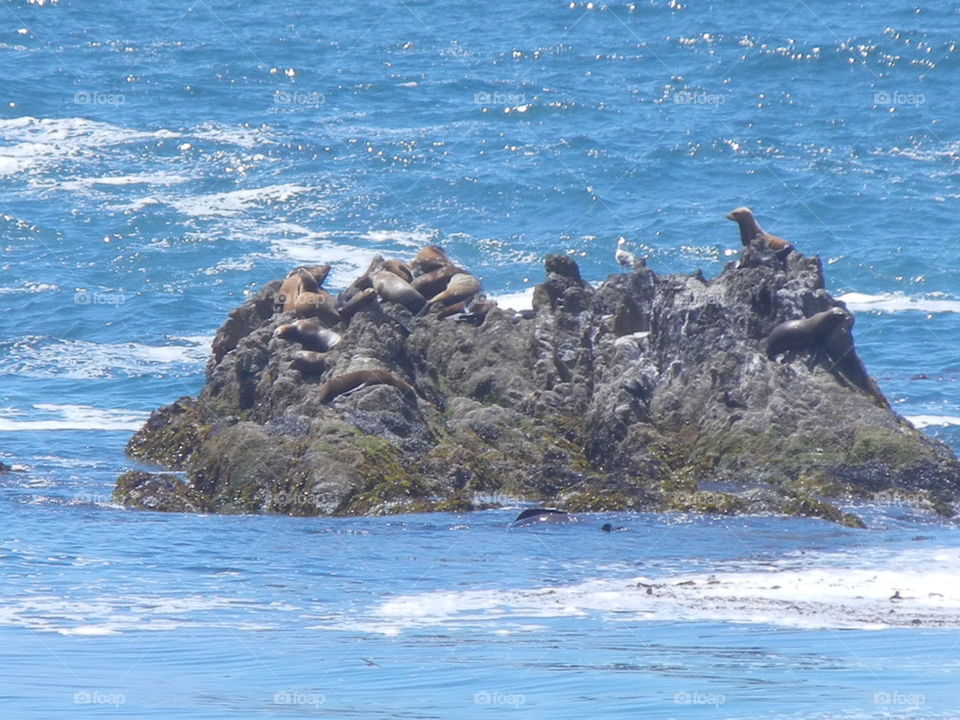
[116,248,960,526]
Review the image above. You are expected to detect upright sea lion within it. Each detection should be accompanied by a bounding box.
[411,264,463,299]
[766,307,850,361]
[316,369,418,404]
[411,245,450,276]
[371,270,425,313]
[726,207,793,259]
[278,268,319,311]
[274,319,342,352]
[299,264,331,287]
[426,273,481,307]
[337,255,383,307]
[339,287,379,322]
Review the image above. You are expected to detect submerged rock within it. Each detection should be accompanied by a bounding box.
[116,245,960,525]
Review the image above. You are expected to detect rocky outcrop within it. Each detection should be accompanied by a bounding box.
[116,248,960,526]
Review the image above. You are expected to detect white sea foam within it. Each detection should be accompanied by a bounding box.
[906,415,960,429]
[55,172,191,193]
[838,291,960,314]
[491,288,535,311]
[0,337,211,379]
[330,547,960,633]
[0,116,179,176]
[0,594,294,635]
[0,404,148,432]
[359,229,437,248]
[167,183,312,217]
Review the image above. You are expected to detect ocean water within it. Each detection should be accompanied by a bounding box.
[2,0,960,717]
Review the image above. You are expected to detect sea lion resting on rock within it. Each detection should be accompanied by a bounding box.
[411,245,451,276]
[278,268,341,324]
[766,307,850,361]
[339,287,378,322]
[274,319,342,353]
[726,207,793,260]
[371,270,425,313]
[316,369,418,404]
[291,350,331,374]
[411,264,464,299]
[420,273,482,315]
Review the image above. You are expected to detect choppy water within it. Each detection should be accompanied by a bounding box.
[2,1,960,717]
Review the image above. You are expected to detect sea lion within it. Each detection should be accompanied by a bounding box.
[381,258,414,284]
[371,270,425,313]
[274,319,342,352]
[337,255,384,307]
[316,369,418,404]
[339,287,379,322]
[278,267,319,311]
[510,508,578,527]
[766,307,850,361]
[426,273,481,308]
[411,245,450,276]
[292,289,341,325]
[453,295,497,326]
[726,207,793,259]
[411,264,463,299]
[436,300,468,320]
[290,350,331,374]
[299,264,331,287]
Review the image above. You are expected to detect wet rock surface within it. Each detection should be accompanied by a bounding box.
[116,248,960,526]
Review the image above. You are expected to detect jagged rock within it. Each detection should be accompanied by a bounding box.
[115,246,960,524]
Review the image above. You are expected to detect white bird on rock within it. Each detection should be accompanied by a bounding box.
[615,236,636,270]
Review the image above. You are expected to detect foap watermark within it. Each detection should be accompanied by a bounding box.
[73,690,126,708]
[474,91,526,106]
[274,90,325,108]
[474,690,526,707]
[673,90,724,106]
[273,690,325,707]
[674,690,725,708]
[74,290,126,307]
[874,90,924,107]
[874,691,925,710]
[266,490,324,508]
[73,91,125,107]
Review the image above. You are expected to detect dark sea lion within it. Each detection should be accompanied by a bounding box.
[316,369,418,404]
[453,295,497,326]
[371,270,426,313]
[337,255,383,307]
[436,300,468,320]
[411,264,463,299]
[510,508,578,527]
[291,350,331,374]
[274,319,342,352]
[411,245,450,276]
[339,287,379,322]
[766,307,850,361]
[425,272,481,308]
[726,207,793,259]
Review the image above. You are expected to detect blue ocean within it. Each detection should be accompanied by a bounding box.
[2,1,960,717]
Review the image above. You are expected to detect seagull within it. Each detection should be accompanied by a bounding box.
[615,236,636,270]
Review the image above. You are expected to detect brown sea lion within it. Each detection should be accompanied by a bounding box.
[293,289,340,325]
[427,272,481,307]
[453,295,497,325]
[274,319,342,352]
[411,245,450,276]
[299,264,331,287]
[726,207,793,259]
[411,264,464,299]
[278,268,319,311]
[766,307,850,360]
[337,255,384,307]
[339,287,379,322]
[381,258,414,284]
[316,369,418,404]
[371,270,425,313]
